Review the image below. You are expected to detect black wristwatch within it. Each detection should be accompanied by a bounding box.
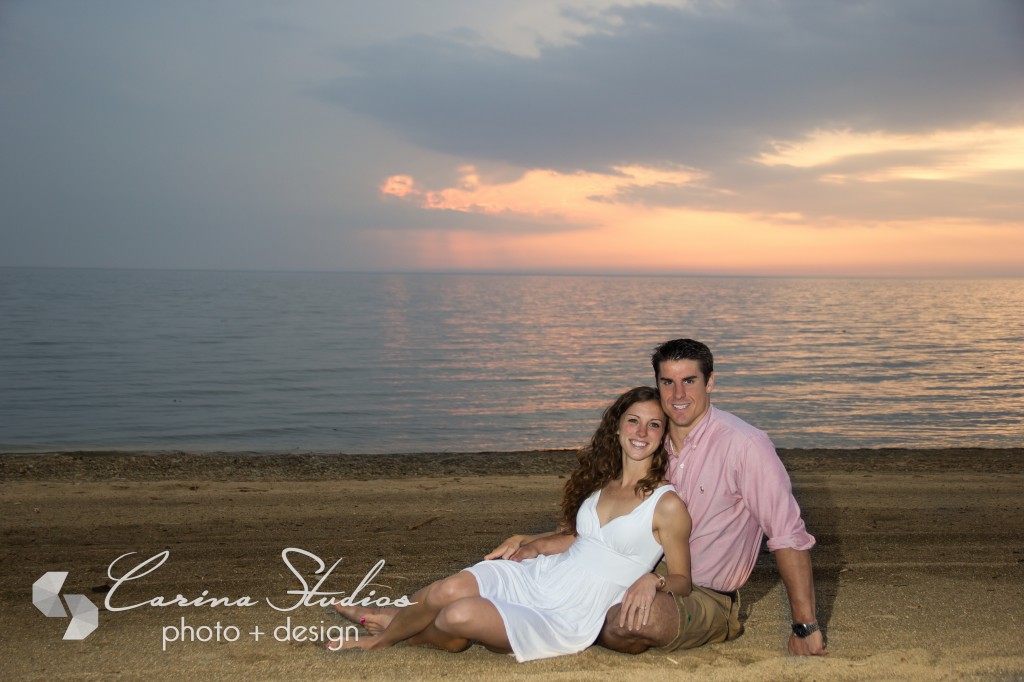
[791,622,819,638]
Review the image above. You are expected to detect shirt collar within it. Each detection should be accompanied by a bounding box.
[666,404,716,456]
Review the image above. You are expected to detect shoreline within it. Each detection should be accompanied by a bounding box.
[2,447,1021,482]
[2,448,1022,680]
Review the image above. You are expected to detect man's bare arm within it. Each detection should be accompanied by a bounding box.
[775,547,827,656]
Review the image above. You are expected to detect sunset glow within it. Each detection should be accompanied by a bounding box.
[379,152,1024,275]
[381,165,704,220]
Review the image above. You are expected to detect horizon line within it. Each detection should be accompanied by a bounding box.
[1,264,1023,280]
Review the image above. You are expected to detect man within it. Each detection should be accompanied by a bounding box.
[341,339,825,656]
[490,339,825,656]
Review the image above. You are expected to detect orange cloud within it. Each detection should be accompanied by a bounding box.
[380,164,703,220]
[374,161,1023,276]
[380,175,419,198]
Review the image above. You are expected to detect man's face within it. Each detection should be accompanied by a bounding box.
[657,359,714,434]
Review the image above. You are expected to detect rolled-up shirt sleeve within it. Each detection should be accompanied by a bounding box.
[734,432,816,552]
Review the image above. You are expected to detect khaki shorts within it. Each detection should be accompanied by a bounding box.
[655,581,743,652]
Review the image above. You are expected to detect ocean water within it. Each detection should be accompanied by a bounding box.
[1,268,1021,454]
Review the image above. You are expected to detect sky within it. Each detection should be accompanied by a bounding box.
[1,0,1023,276]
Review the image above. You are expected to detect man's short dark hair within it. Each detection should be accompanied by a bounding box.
[651,339,714,382]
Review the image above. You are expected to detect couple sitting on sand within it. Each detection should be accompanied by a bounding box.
[330,339,826,661]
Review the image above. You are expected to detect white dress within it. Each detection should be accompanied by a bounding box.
[465,484,675,662]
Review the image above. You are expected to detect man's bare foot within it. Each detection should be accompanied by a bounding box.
[332,604,396,634]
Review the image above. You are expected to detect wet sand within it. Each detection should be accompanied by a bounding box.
[1,448,1022,681]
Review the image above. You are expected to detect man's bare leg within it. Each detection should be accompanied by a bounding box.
[597,591,679,654]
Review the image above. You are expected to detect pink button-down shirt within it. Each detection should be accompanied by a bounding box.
[666,405,815,593]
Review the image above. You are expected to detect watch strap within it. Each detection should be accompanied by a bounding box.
[791,622,819,638]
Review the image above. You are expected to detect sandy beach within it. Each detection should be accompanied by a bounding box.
[1,448,1022,681]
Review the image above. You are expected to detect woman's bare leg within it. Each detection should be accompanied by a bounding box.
[328,571,480,651]
[435,597,511,654]
[404,621,473,652]
[333,604,469,650]
[333,604,395,634]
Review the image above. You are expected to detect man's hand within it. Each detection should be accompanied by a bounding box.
[774,548,826,656]
[788,629,827,656]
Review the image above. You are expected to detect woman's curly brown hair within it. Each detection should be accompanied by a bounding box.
[558,386,668,535]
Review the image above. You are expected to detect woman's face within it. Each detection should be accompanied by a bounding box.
[617,399,665,462]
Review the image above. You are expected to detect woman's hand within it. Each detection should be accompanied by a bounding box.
[618,573,661,631]
[509,544,540,562]
[484,535,528,560]
[486,532,574,561]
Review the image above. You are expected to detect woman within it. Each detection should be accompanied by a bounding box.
[330,386,692,662]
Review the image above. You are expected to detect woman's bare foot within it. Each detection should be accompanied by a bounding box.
[326,633,376,652]
[332,604,395,634]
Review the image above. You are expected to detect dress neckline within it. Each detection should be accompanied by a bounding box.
[592,484,668,529]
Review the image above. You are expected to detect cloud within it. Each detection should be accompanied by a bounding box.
[314,0,1024,234]
[2,0,1021,273]
[727,124,1024,222]
[379,163,702,220]
[321,0,1024,174]
[757,126,1024,179]
[374,122,1024,227]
